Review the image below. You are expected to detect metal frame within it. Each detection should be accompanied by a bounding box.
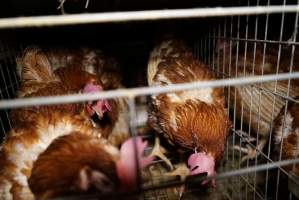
[0,2,299,200]
[0,6,298,28]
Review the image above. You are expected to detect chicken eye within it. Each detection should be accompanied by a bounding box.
[191,165,199,171]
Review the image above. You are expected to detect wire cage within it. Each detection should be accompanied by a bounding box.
[0,0,299,200]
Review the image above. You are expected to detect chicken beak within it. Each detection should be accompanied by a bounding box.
[92,105,104,119]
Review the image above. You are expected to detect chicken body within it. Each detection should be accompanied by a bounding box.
[148,40,230,182]
[217,41,299,161]
[28,132,119,199]
[39,46,130,146]
[42,46,122,89]
[268,97,299,199]
[0,112,102,200]
[0,46,131,199]
[12,47,121,140]
[272,97,299,173]
[28,133,152,199]
[12,47,108,128]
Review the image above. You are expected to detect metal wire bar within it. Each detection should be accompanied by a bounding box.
[228,17,234,176]
[0,63,12,130]
[0,92,8,134]
[127,97,142,192]
[53,157,299,200]
[290,2,299,177]
[205,35,208,58]
[210,68,299,103]
[243,3,250,197]
[4,43,20,90]
[232,14,237,170]
[182,174,264,200]
[243,4,255,188]
[239,175,265,200]
[233,129,290,177]
[0,6,298,29]
[252,2,262,198]
[1,72,298,108]
[275,2,287,198]
[257,87,299,103]
[205,158,299,187]
[211,36,299,45]
[0,82,18,95]
[234,6,242,197]
[263,1,272,198]
[208,27,212,68]
[222,20,231,193]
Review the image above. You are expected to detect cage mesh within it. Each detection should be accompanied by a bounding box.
[0,1,299,200]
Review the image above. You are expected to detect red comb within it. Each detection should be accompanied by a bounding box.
[120,136,153,169]
[117,137,154,190]
[83,83,103,93]
[188,152,216,186]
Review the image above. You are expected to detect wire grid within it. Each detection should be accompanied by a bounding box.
[0,4,299,200]
[194,1,299,200]
[0,41,20,142]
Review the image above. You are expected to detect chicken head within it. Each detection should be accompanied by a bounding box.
[116,136,154,191]
[83,83,111,119]
[188,152,216,186]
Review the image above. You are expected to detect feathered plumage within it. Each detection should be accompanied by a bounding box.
[0,112,101,200]
[37,46,130,147]
[12,47,109,127]
[147,40,230,184]
[272,97,299,173]
[267,97,299,199]
[28,134,152,199]
[217,40,299,161]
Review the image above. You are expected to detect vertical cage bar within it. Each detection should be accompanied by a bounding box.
[0,41,17,97]
[204,34,208,64]
[228,14,235,199]
[278,2,299,199]
[263,0,272,198]
[234,1,242,196]
[252,0,265,198]
[199,36,204,60]
[275,0,287,199]
[3,42,19,89]
[212,25,216,72]
[0,63,12,130]
[208,26,211,68]
[128,97,142,193]
[243,1,251,198]
[290,1,299,175]
[217,21,221,78]
[0,92,7,135]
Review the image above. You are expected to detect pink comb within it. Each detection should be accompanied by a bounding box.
[188,152,216,186]
[117,137,154,190]
[83,83,103,94]
[83,83,111,118]
[120,136,154,170]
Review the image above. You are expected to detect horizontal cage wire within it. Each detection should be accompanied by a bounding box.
[0,1,299,200]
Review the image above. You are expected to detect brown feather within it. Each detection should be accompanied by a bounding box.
[272,97,299,174]
[28,133,119,200]
[16,46,54,84]
[0,112,104,200]
[218,41,299,138]
[148,39,231,160]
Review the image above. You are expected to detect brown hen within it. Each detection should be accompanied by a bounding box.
[147,40,231,185]
[217,40,299,162]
